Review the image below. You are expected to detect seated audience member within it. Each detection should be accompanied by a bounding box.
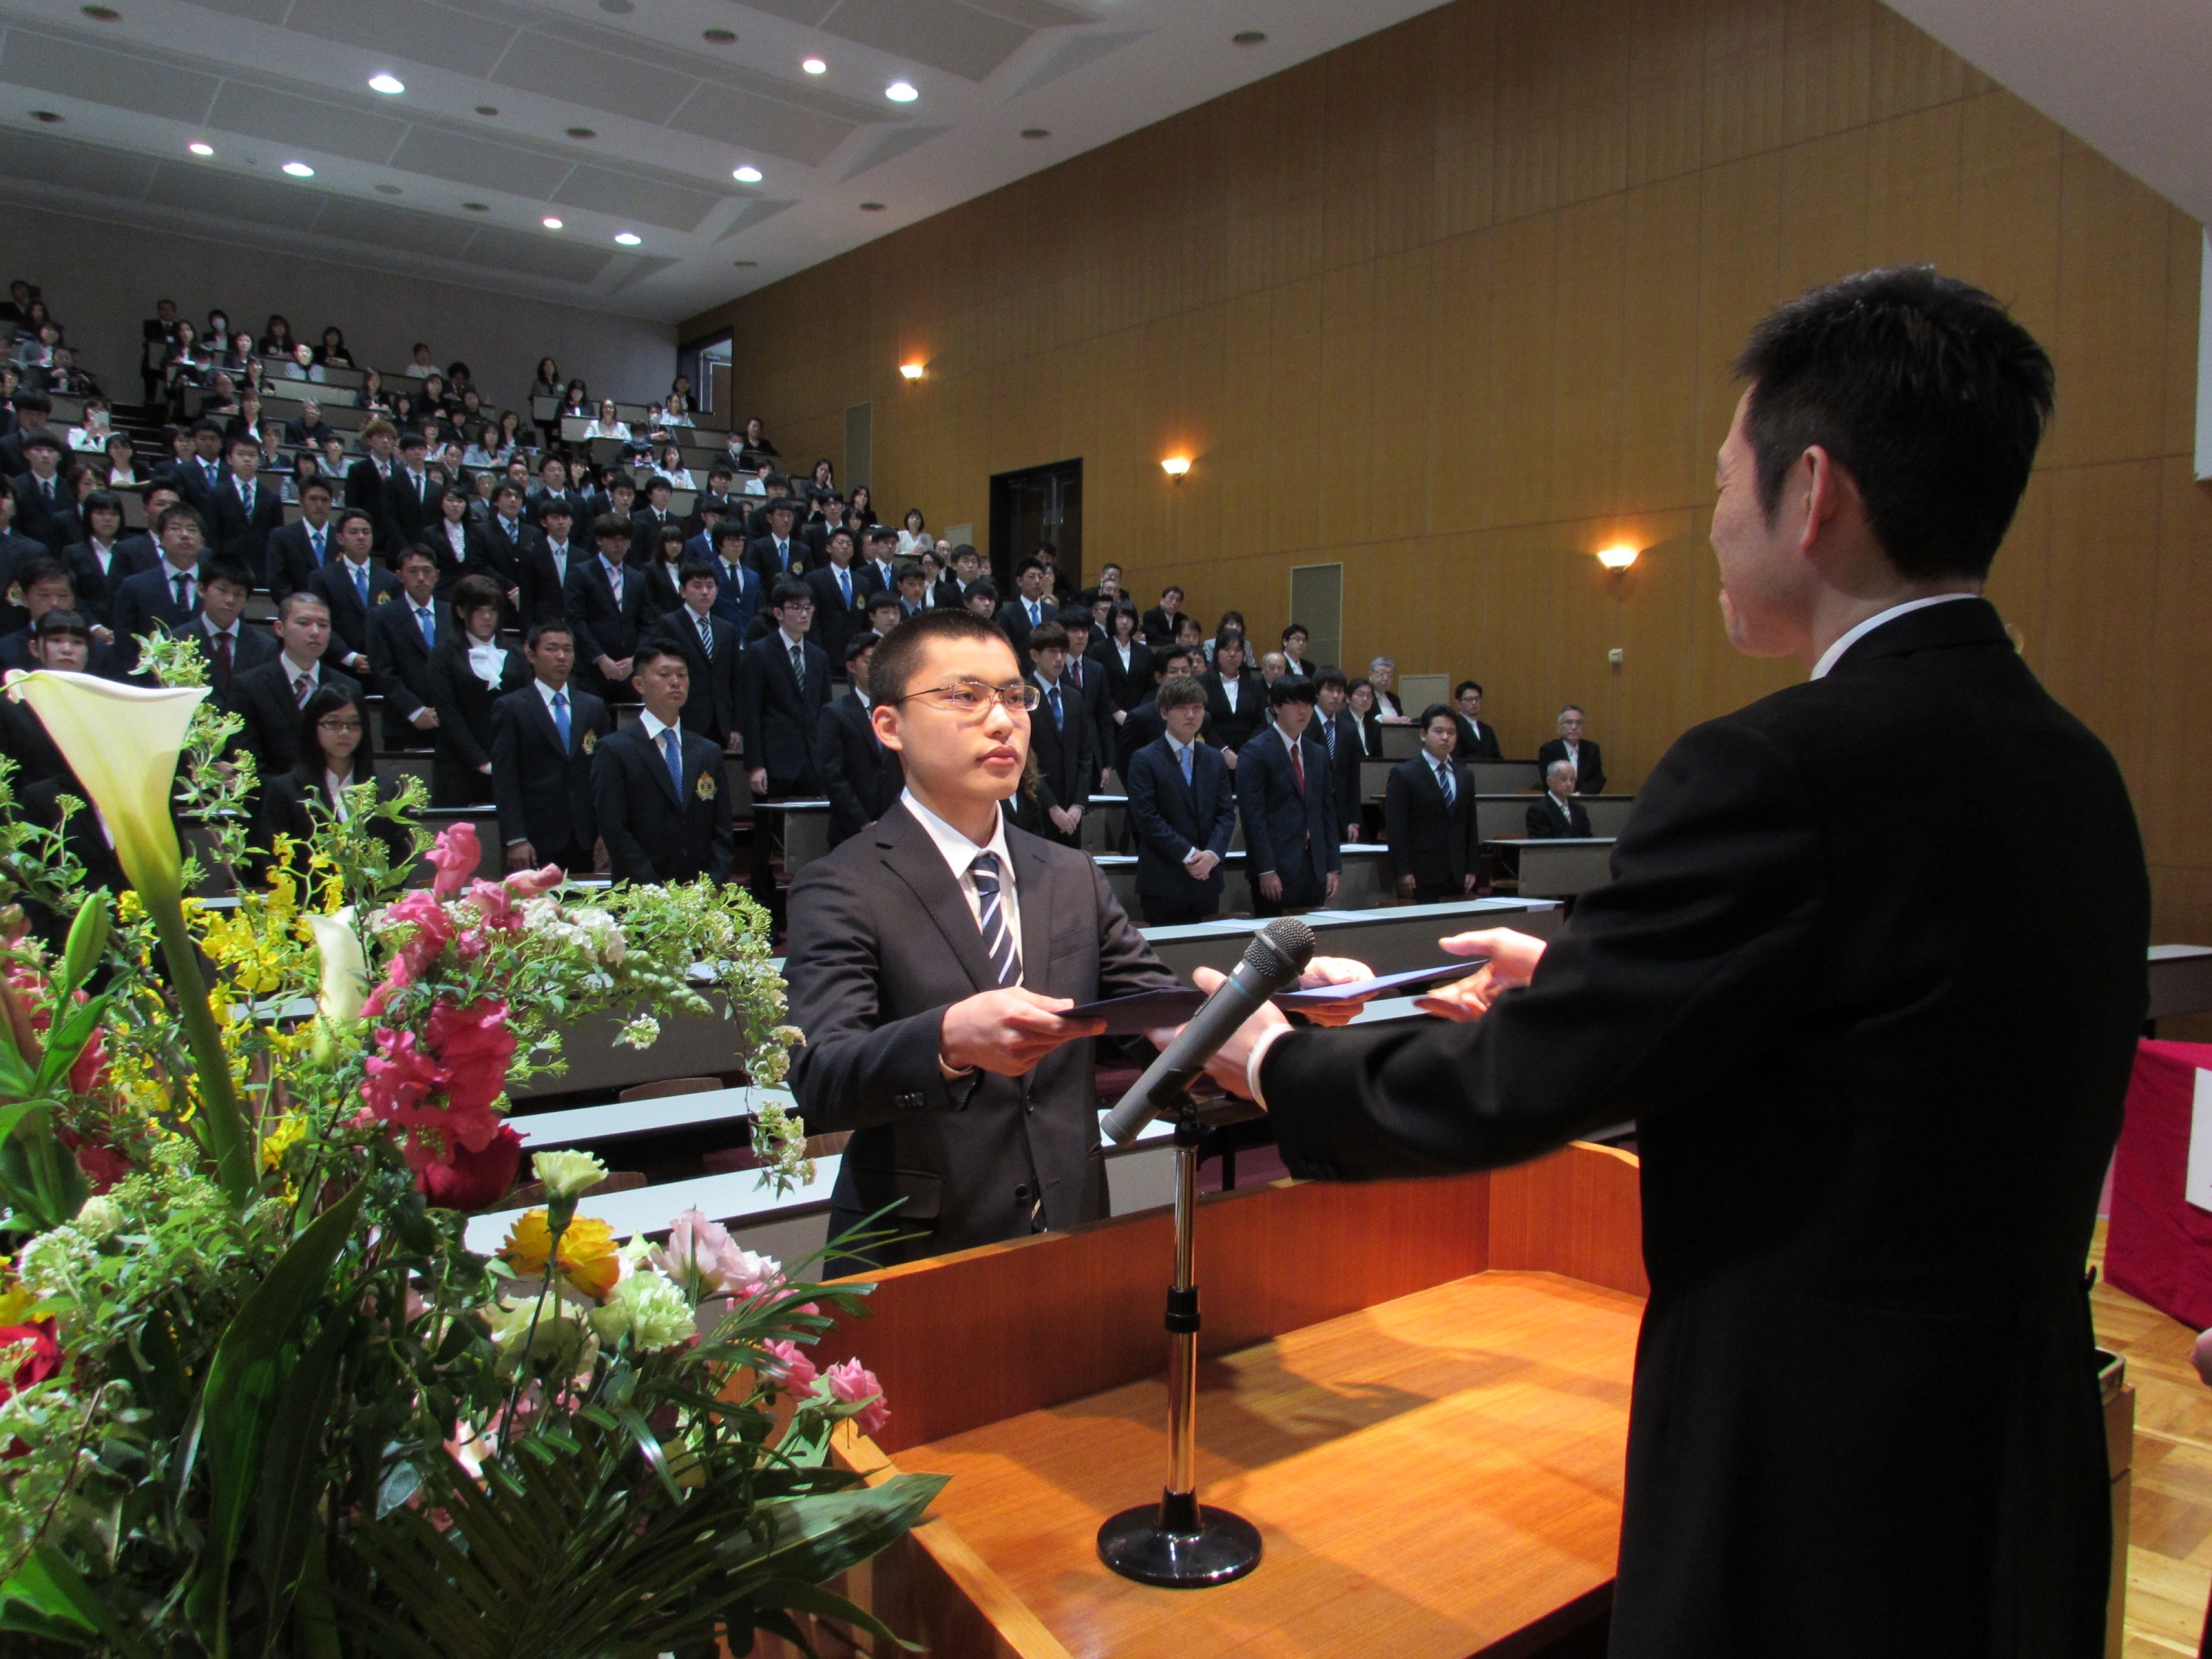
[1313,667,1365,841]
[893,559,930,621]
[745,494,804,584]
[110,504,210,672]
[566,512,651,703]
[582,398,630,442]
[425,574,526,807]
[1023,620,1092,848]
[995,557,1056,647]
[14,432,80,554]
[1454,680,1503,760]
[366,546,447,749]
[1526,758,1594,838]
[251,684,409,879]
[1346,676,1382,755]
[176,556,271,695]
[0,558,97,673]
[1368,657,1407,721]
[283,397,333,450]
[227,591,361,778]
[738,414,777,464]
[66,400,111,453]
[816,630,902,846]
[1534,703,1605,793]
[102,434,140,489]
[647,561,741,751]
[1259,650,1288,685]
[1386,703,1480,902]
[1116,643,1195,782]
[652,443,694,490]
[931,543,980,610]
[61,488,144,629]
[1201,632,1265,763]
[704,521,761,641]
[209,434,282,579]
[268,478,338,601]
[1279,624,1315,680]
[282,341,326,383]
[316,327,354,370]
[804,526,868,671]
[1237,675,1339,916]
[491,621,611,874]
[738,580,829,797]
[306,509,397,678]
[525,499,580,625]
[1126,673,1237,926]
[960,579,999,627]
[592,640,734,883]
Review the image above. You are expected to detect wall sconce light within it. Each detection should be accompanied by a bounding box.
[1596,543,1638,572]
[1161,456,1192,481]
[899,361,925,381]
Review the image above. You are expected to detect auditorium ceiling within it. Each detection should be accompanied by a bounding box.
[0,0,1453,320]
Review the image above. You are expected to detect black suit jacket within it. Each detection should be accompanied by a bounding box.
[384,467,440,551]
[490,683,609,863]
[206,471,285,582]
[591,721,734,883]
[521,540,580,625]
[1235,725,1339,887]
[470,515,540,602]
[174,617,276,698]
[1057,653,1115,787]
[562,557,650,694]
[1097,639,1153,717]
[815,691,902,846]
[172,456,228,517]
[110,563,202,670]
[737,629,830,786]
[225,660,361,776]
[1026,673,1093,835]
[61,538,155,627]
[1384,755,1479,889]
[1535,736,1605,794]
[1200,670,1266,754]
[743,532,804,588]
[343,457,399,553]
[1455,714,1503,762]
[1139,605,1188,647]
[366,597,449,746]
[265,518,338,601]
[307,560,402,669]
[1524,792,1593,838]
[424,637,529,805]
[282,417,333,449]
[1259,600,2151,1656]
[12,473,80,554]
[647,607,741,745]
[1314,707,1364,832]
[995,597,1053,653]
[1126,736,1237,902]
[1115,696,1166,785]
[785,801,1180,1264]
[251,765,409,877]
[804,562,868,671]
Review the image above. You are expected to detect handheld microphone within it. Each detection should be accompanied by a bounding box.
[1102,917,1315,1146]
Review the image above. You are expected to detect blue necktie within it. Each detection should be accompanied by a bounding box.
[552,689,571,750]
[661,728,684,796]
[970,852,1020,986]
[838,566,851,607]
[1324,717,1338,761]
[1180,744,1194,786]
[1436,760,1455,804]
[353,564,368,605]
[1048,685,1062,730]
[417,605,434,647]
[310,526,325,565]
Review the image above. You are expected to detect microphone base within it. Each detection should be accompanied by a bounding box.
[1097,1492,1263,1588]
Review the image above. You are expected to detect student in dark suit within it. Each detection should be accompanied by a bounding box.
[1534,703,1605,793]
[591,641,735,883]
[1385,705,1481,902]
[343,420,401,554]
[633,521,692,622]
[816,630,902,846]
[166,421,228,517]
[931,543,981,611]
[1125,675,1237,926]
[365,546,448,751]
[250,684,411,880]
[628,476,681,568]
[226,590,361,779]
[1200,633,1265,762]
[1525,759,1593,838]
[470,481,539,614]
[804,527,868,671]
[705,522,762,640]
[858,526,901,600]
[60,490,147,630]
[206,435,283,581]
[564,513,650,703]
[1235,675,1339,915]
[266,477,339,602]
[646,562,742,750]
[0,559,105,675]
[0,610,97,786]
[993,557,1056,650]
[744,495,804,587]
[1312,669,1366,844]
[423,575,528,807]
[305,510,398,680]
[1453,681,1504,762]
[1113,644,1195,783]
[383,433,441,552]
[1208,271,2152,1658]
[173,556,273,696]
[522,500,580,625]
[12,433,80,553]
[1017,620,1093,848]
[738,580,830,797]
[491,621,610,874]
[1053,605,1116,791]
[1140,584,1189,647]
[1096,602,1152,732]
[109,504,209,671]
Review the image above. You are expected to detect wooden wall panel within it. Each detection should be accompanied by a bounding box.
[684,0,2212,935]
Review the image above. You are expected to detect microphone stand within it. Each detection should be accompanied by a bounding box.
[1096,1089,1264,1588]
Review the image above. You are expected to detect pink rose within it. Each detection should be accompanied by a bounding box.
[822,1357,888,1436]
[656,1208,734,1289]
[465,879,524,933]
[504,864,565,898]
[426,822,480,899]
[760,1338,817,1391]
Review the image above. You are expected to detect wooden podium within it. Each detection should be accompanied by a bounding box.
[772,1141,1649,1658]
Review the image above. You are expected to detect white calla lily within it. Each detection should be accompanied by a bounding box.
[305,907,369,1026]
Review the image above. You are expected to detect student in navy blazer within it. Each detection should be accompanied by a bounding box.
[1235,675,1340,916]
[563,514,651,702]
[1124,674,1238,927]
[706,524,762,640]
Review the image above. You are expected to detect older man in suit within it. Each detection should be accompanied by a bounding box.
[281,397,333,450]
[1385,703,1481,903]
[816,631,902,846]
[1535,703,1605,793]
[591,641,734,883]
[1125,674,1238,927]
[491,620,610,874]
[1526,759,1593,838]
[1236,676,1340,916]
[1204,269,2152,1658]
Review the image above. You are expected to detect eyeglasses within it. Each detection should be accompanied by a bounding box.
[317,718,364,734]
[893,680,1040,715]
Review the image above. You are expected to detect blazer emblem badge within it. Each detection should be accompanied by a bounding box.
[695,771,717,801]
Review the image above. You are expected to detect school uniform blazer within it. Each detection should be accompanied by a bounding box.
[590,720,734,883]
[1258,599,2152,1658]
[490,683,609,858]
[206,472,284,580]
[423,637,529,804]
[1383,754,1480,888]
[646,608,742,745]
[1200,670,1266,754]
[224,660,361,777]
[804,562,869,671]
[1235,724,1340,887]
[737,630,830,784]
[109,563,202,672]
[521,540,580,625]
[1025,673,1093,821]
[562,557,650,682]
[708,555,761,640]
[1126,736,1237,902]
[815,691,902,846]
[784,801,1181,1263]
[366,597,448,745]
[265,519,337,602]
[306,560,402,667]
[62,538,155,627]
[1098,639,1154,717]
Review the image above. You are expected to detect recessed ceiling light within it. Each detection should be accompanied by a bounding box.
[475,105,499,116]
[885,80,918,102]
[29,111,63,125]
[375,184,402,194]
[463,201,489,212]
[542,215,563,229]
[368,73,405,94]
[282,160,315,177]
[1232,29,1267,45]
[566,127,597,140]
[1020,128,1049,139]
[733,259,758,268]
[598,0,633,13]
[703,28,735,44]
[859,201,886,212]
[733,164,762,184]
[188,141,214,156]
[614,232,641,246]
[80,4,119,18]
[801,56,827,74]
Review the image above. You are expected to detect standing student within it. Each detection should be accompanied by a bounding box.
[523,500,579,625]
[591,641,734,883]
[565,513,650,703]
[490,621,610,874]
[207,434,282,581]
[179,556,274,696]
[61,488,145,629]
[1114,644,1195,782]
[266,477,338,602]
[226,591,361,779]
[816,630,902,847]
[1385,704,1481,902]
[706,521,763,641]
[1124,674,1237,926]
[365,545,447,750]
[804,526,868,670]
[251,684,411,880]
[1235,675,1339,916]
[647,561,742,751]
[1313,667,1366,843]
[737,580,830,798]
[110,504,209,672]
[1022,620,1093,848]
[424,574,527,807]
[995,557,1055,648]
[1200,633,1265,763]
[305,509,396,679]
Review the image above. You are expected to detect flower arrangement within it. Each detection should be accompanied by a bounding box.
[0,665,934,1655]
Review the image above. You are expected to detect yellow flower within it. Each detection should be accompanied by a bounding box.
[501,1210,621,1301]
[261,1113,307,1170]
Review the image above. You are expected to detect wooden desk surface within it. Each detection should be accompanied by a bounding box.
[891,1270,1640,1659]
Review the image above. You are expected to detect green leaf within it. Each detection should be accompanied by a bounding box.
[30,990,112,1099]
[57,891,109,1001]
[0,1026,37,1100]
[0,1547,154,1658]
[250,1301,357,1638]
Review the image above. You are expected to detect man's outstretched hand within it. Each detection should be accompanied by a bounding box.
[1414,928,1548,1023]
[940,987,1105,1077]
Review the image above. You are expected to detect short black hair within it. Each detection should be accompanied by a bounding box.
[1419,702,1458,731]
[192,417,225,439]
[871,608,1018,706]
[591,512,630,543]
[19,431,61,456]
[867,525,898,549]
[712,521,746,549]
[201,555,257,593]
[1316,667,1349,693]
[1267,676,1317,709]
[630,639,686,675]
[1733,265,2053,582]
[13,555,67,590]
[866,590,903,616]
[894,560,925,585]
[1015,555,1046,578]
[678,559,718,587]
[82,488,124,519]
[394,543,439,570]
[29,607,88,641]
[1026,619,1068,653]
[1281,622,1307,641]
[965,580,998,606]
[1156,646,1193,677]
[331,507,373,537]
[525,620,574,649]
[1454,680,1484,699]
[844,630,879,665]
[770,578,811,608]
[952,543,980,564]
[13,391,52,414]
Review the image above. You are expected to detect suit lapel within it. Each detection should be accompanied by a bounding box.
[641,726,684,806]
[875,804,998,993]
[1009,828,1054,995]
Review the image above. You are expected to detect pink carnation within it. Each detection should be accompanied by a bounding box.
[426,822,480,899]
[821,1357,889,1436]
[504,864,565,898]
[760,1339,817,1391]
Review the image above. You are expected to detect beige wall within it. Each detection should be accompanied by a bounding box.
[684,0,2212,948]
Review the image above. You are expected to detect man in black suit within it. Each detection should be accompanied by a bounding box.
[744,495,804,587]
[1021,620,1092,848]
[305,509,397,680]
[1235,675,1339,916]
[492,621,610,874]
[366,546,448,749]
[591,640,734,883]
[738,579,829,797]
[167,420,228,518]
[1113,643,1195,783]
[859,526,901,601]
[110,504,209,672]
[108,483,178,594]
[63,490,150,629]
[1385,704,1481,903]
[994,556,1055,650]
[646,562,742,751]
[0,488,50,636]
[1206,270,2152,1658]
[1054,605,1115,790]
[281,397,333,450]
[1534,703,1605,793]
[226,590,361,777]
[266,477,338,602]
[174,555,274,696]
[1312,668,1366,843]
[0,392,55,481]
[1277,622,1315,682]
[564,513,650,703]
[1453,680,1503,762]
[526,453,587,532]
[12,433,79,554]
[932,543,983,611]
[804,526,867,672]
[706,522,762,641]
[1140,584,1189,647]
[1200,633,1265,763]
[816,630,902,846]
[206,434,284,583]
[0,559,101,675]
[385,432,440,552]
[344,419,401,554]
[1523,758,1593,838]
[470,481,539,615]
[629,473,680,567]
[523,499,580,625]
[1124,674,1237,926]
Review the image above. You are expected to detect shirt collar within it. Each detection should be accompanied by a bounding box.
[639,708,678,743]
[1165,731,1194,757]
[902,787,1015,885]
[535,678,568,707]
[282,654,319,681]
[1810,593,1980,679]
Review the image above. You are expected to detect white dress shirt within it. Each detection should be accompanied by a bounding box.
[1810,593,1979,679]
[901,787,1023,985]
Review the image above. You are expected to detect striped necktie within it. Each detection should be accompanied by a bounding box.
[969,852,1020,986]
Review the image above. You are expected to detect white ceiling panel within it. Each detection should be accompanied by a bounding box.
[550,162,721,232]
[206,81,409,165]
[311,192,469,255]
[389,127,571,197]
[970,0,1093,27]
[489,32,687,125]
[714,195,797,240]
[838,122,947,183]
[459,223,611,282]
[0,26,218,123]
[145,159,325,229]
[816,0,1031,83]
[279,0,512,80]
[664,80,855,165]
[0,125,158,198]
